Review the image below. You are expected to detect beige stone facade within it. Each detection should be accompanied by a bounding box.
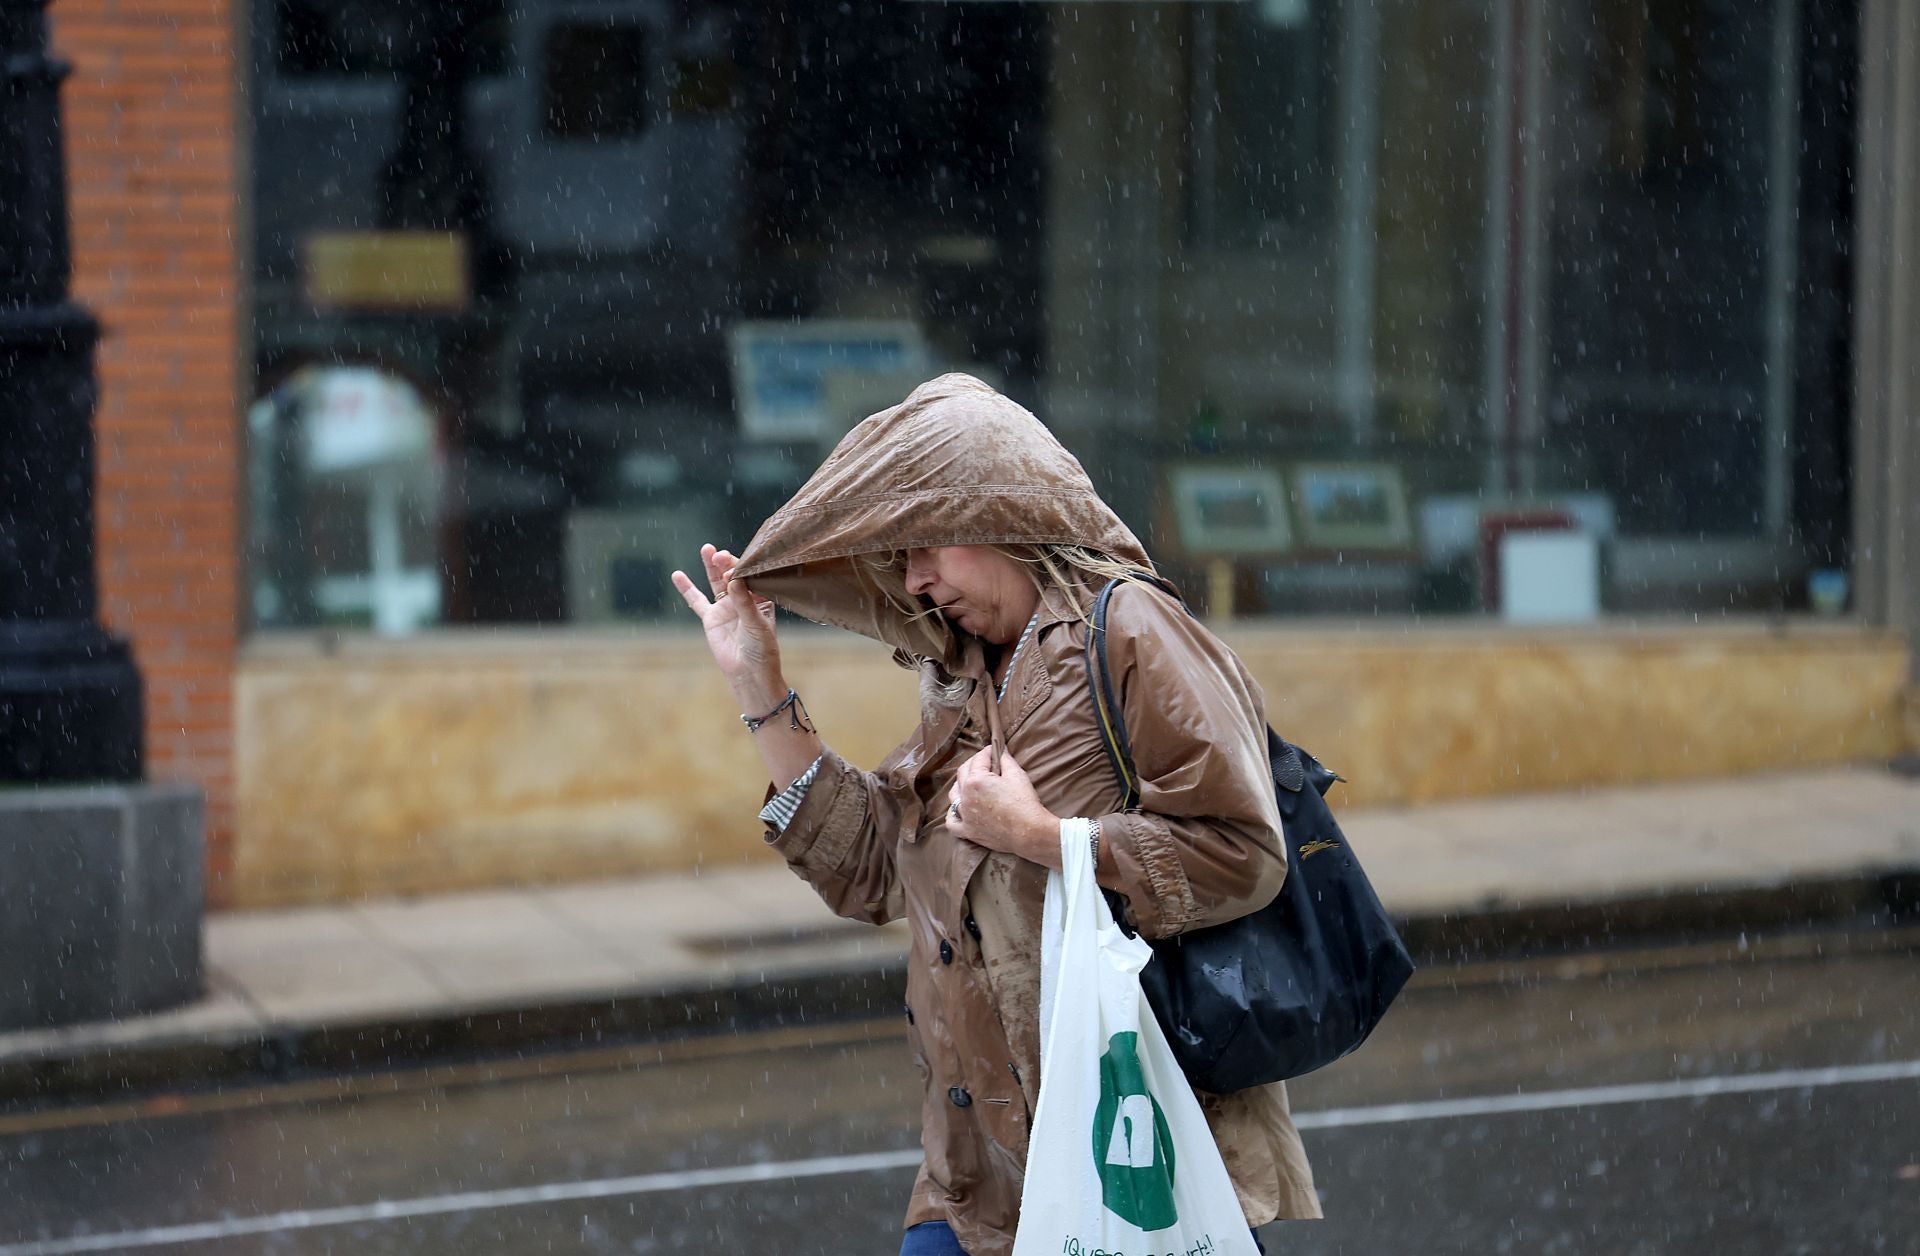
[231,624,1909,907]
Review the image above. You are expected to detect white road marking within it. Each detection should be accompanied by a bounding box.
[4,1058,1916,1256]
[1290,1057,1920,1129]
[0,1151,927,1256]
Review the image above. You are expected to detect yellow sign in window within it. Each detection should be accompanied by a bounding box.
[301,231,470,312]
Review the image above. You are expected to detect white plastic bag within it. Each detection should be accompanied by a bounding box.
[1013,820,1261,1256]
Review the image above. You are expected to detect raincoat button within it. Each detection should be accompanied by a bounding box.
[939,939,954,964]
[948,1086,972,1109]
[964,915,981,941]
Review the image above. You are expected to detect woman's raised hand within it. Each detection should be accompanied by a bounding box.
[671,544,782,698]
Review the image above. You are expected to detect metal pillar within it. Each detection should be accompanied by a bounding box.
[0,0,144,782]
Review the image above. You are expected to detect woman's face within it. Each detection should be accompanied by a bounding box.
[904,546,1040,645]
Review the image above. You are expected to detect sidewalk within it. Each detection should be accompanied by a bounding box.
[4,766,1917,1104]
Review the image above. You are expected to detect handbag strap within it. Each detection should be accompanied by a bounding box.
[1086,576,1333,802]
[1083,573,1184,811]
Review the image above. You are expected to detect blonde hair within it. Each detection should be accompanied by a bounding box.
[853,549,940,629]
[994,543,1152,626]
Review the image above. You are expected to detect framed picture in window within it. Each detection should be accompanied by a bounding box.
[1290,462,1415,552]
[1165,464,1294,556]
[729,320,929,442]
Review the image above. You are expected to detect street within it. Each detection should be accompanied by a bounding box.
[3,926,1916,1255]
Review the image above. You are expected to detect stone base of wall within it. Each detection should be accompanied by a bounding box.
[231,624,1911,907]
[1235,624,1910,804]
[0,782,205,1029]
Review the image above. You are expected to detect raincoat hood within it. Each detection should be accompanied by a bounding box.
[733,373,1152,666]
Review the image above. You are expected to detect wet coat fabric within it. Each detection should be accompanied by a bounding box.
[733,375,1320,1255]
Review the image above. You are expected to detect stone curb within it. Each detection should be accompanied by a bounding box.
[2,871,1914,1109]
[1396,870,1918,962]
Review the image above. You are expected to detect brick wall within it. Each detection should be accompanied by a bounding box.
[51,0,242,901]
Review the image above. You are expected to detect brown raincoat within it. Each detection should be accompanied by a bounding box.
[733,374,1320,1254]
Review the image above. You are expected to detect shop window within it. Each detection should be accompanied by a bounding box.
[542,22,653,140]
[274,0,507,78]
[1087,0,1855,620]
[245,0,1857,633]
[1187,0,1336,247]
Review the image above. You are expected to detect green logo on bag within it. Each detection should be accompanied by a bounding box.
[1092,1031,1178,1231]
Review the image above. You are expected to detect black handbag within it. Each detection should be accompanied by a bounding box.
[1084,576,1414,1092]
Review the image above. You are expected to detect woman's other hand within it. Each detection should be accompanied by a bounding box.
[671,544,783,701]
[948,749,1062,868]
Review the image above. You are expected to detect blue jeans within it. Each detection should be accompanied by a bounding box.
[899,1221,966,1255]
[899,1221,1268,1254]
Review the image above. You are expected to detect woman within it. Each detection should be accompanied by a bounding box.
[671,374,1318,1255]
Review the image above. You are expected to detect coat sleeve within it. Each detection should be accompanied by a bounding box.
[1088,582,1288,939]
[762,740,916,926]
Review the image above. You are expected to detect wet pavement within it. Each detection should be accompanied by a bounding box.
[2,927,1916,1255]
